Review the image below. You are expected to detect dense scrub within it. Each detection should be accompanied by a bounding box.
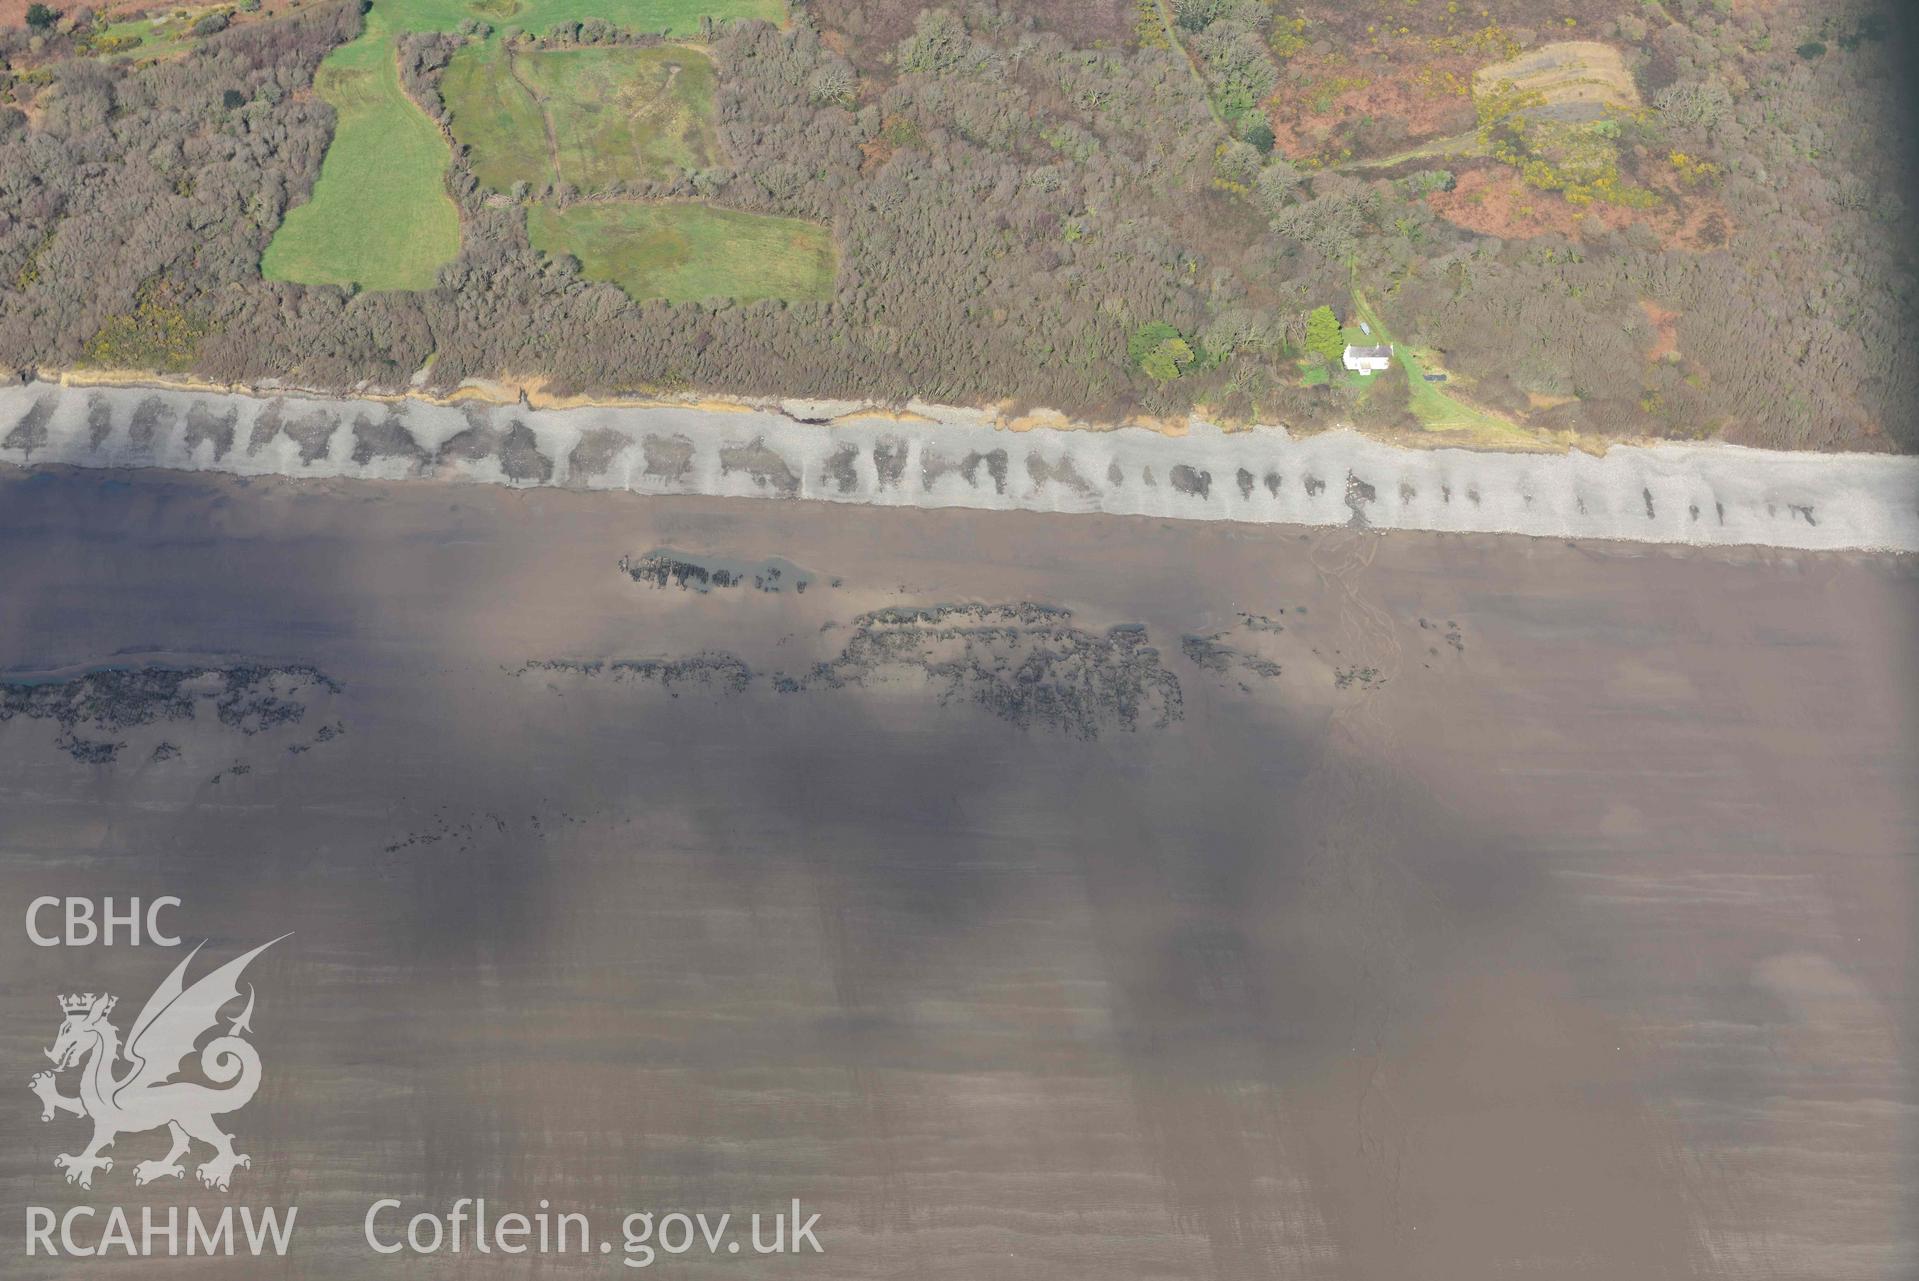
[0,0,1911,450]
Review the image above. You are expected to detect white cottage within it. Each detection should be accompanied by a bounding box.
[1342,344,1393,375]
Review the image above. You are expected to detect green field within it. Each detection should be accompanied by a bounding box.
[1349,290,1539,447]
[445,43,717,194]
[88,12,203,60]
[262,0,780,291]
[259,0,466,291]
[493,0,782,36]
[528,201,835,304]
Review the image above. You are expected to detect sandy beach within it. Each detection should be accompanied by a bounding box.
[5,379,1918,552]
[0,468,1913,1279]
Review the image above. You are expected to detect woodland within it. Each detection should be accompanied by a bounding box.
[0,0,1912,451]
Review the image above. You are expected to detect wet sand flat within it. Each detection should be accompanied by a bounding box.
[0,469,1912,1279]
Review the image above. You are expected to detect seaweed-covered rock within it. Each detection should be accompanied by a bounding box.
[783,603,1182,738]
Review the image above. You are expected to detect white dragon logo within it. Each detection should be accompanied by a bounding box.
[28,936,286,1191]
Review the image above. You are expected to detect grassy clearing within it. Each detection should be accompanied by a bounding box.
[262,0,782,290]
[442,43,552,192]
[534,46,716,185]
[259,0,474,290]
[1342,130,1484,172]
[1473,41,1641,124]
[89,11,205,59]
[258,58,459,291]
[528,201,835,304]
[1349,290,1540,448]
[445,43,717,193]
[504,0,782,36]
